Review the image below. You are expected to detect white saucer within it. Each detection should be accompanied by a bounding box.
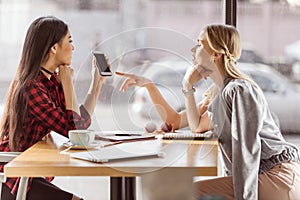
[63,141,100,150]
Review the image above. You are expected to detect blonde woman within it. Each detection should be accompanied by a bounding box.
[117,24,300,200]
[185,24,300,200]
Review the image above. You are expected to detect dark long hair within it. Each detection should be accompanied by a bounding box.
[0,16,68,151]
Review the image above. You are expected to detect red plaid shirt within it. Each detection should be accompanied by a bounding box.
[0,72,91,195]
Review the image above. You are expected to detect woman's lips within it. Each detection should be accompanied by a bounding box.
[192,56,196,63]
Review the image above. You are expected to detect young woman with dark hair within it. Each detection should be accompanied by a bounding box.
[0,16,107,200]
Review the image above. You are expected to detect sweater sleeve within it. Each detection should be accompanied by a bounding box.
[228,83,263,200]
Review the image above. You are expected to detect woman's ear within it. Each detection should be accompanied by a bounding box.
[211,52,222,63]
[211,53,222,63]
[50,44,58,54]
[214,53,222,60]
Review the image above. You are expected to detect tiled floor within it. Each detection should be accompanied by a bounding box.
[52,134,300,200]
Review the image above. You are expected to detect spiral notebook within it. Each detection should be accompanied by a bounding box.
[161,130,214,140]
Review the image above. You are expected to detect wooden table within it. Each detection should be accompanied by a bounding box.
[4,132,218,200]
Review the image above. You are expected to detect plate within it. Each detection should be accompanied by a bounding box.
[63,141,100,150]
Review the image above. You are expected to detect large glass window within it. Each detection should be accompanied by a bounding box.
[237,1,300,78]
[237,1,300,134]
[0,0,224,131]
[1,1,299,132]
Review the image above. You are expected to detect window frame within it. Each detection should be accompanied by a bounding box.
[225,0,237,27]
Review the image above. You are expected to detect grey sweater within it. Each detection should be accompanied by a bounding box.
[208,76,300,200]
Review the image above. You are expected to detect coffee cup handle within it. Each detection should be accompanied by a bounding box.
[87,135,91,144]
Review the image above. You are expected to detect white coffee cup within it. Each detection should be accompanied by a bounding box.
[68,130,95,146]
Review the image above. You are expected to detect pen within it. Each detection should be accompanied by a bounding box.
[102,141,122,147]
[110,134,142,136]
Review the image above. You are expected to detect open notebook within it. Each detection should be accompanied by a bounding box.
[70,144,164,163]
[95,131,156,142]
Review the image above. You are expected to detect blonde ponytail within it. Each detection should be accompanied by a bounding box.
[204,24,260,89]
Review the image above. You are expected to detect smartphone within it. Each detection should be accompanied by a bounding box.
[92,51,112,76]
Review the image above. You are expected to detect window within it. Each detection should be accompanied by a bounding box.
[237,1,300,81]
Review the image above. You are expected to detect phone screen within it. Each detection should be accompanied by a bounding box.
[93,52,112,76]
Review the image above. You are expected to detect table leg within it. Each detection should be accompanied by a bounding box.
[110,177,122,200]
[110,177,136,200]
[125,177,136,200]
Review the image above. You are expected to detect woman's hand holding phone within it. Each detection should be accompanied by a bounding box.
[90,57,107,93]
[92,51,112,76]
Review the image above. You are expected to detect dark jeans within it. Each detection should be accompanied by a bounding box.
[1,178,74,200]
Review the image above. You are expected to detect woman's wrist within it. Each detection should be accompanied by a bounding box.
[182,81,194,90]
[144,81,155,89]
[61,76,73,85]
[182,87,195,95]
[182,76,195,89]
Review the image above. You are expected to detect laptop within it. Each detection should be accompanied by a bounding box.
[70,144,164,163]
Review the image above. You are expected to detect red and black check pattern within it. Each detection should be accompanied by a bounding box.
[0,72,91,195]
